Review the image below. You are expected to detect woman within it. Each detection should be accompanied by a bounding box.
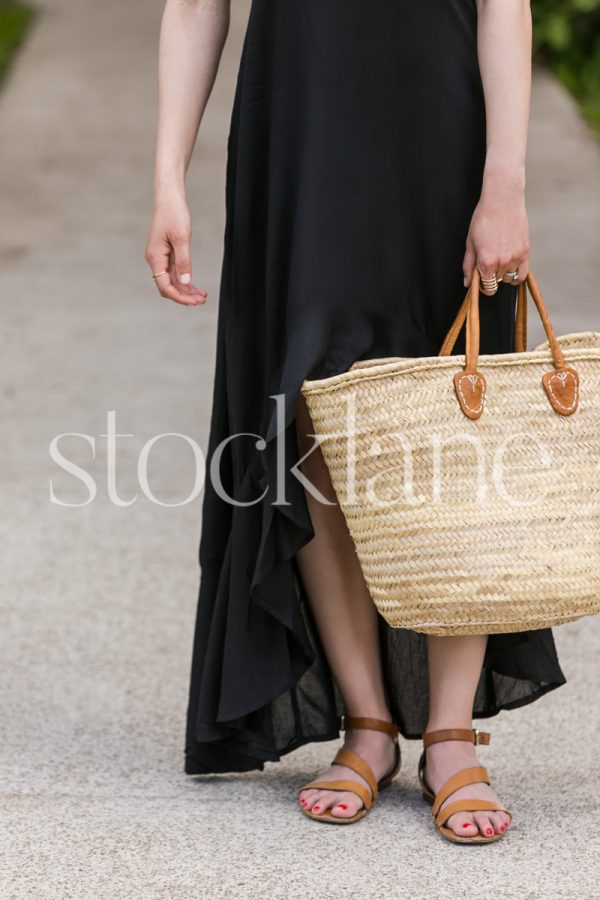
[145,0,566,843]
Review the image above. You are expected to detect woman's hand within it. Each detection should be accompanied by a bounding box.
[145,190,207,307]
[463,172,530,296]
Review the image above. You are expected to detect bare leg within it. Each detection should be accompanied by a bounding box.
[425,635,511,838]
[294,394,397,819]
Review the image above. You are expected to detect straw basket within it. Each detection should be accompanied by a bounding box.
[300,270,600,634]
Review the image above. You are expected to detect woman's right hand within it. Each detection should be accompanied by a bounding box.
[145,190,207,307]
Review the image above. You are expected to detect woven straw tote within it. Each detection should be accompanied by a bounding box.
[300,269,600,634]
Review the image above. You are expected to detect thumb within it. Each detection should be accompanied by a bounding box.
[463,242,477,288]
[173,238,192,285]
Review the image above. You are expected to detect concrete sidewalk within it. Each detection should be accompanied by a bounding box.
[1,2,599,898]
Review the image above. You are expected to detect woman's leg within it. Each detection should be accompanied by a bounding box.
[295,394,397,819]
[425,635,512,837]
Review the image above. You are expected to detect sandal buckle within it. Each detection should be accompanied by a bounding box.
[473,728,480,744]
[339,714,346,731]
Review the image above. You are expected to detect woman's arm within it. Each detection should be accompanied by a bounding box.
[145,0,231,306]
[464,0,533,295]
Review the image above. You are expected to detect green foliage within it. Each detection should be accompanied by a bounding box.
[0,1,35,83]
[533,0,600,132]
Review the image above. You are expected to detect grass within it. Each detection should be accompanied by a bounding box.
[0,0,36,84]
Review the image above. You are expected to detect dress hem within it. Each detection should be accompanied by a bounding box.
[183,674,566,776]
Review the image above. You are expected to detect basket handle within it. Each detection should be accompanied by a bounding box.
[439,269,580,420]
[439,276,528,357]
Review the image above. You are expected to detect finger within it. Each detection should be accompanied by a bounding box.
[516,255,529,283]
[172,235,192,284]
[463,241,477,287]
[145,243,171,282]
[155,273,206,306]
[171,237,206,298]
[154,271,206,306]
[168,244,207,300]
[146,248,206,306]
[499,258,521,284]
[477,254,500,296]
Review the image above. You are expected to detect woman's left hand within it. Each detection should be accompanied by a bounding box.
[463,175,530,296]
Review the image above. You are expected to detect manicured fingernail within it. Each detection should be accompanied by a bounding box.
[336,804,348,810]
[486,828,493,835]
[180,273,191,284]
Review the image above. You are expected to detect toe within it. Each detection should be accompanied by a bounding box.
[473,812,495,838]
[330,791,364,819]
[499,812,511,833]
[298,789,315,808]
[489,811,509,835]
[309,792,326,814]
[314,790,337,814]
[447,812,478,838]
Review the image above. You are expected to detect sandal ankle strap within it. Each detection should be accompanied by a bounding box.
[422,728,490,749]
[339,715,399,739]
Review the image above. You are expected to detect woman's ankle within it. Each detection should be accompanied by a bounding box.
[424,717,473,735]
[344,706,393,724]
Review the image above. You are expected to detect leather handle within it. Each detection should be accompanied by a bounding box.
[515,280,528,353]
[439,274,528,358]
[439,269,579,419]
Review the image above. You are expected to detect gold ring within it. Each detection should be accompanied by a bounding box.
[151,269,169,280]
[480,272,498,292]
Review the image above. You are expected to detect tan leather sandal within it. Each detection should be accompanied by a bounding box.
[298,715,401,825]
[418,728,512,844]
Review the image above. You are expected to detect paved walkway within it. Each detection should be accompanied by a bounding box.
[1,3,599,898]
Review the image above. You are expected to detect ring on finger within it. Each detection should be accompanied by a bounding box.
[479,271,499,293]
[504,269,519,281]
[152,269,169,280]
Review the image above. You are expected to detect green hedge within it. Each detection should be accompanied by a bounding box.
[0,1,35,83]
[533,0,600,131]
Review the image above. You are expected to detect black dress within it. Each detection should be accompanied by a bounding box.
[185,0,566,775]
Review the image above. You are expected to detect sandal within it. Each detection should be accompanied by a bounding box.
[298,715,401,825]
[418,728,512,844]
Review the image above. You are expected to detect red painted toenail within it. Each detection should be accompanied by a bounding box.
[313,806,321,812]
[462,823,471,829]
[486,828,493,835]
[336,804,348,810]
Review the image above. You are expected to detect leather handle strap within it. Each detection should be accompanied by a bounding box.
[440,269,566,370]
[439,269,579,418]
[439,276,529,357]
[515,279,528,353]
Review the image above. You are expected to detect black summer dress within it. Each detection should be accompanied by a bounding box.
[184,0,566,775]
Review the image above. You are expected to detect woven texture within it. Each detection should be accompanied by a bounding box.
[300,331,600,634]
